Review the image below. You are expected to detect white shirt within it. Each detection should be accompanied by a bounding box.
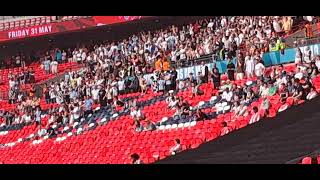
[170,144,182,154]
[76,77,82,87]
[260,86,269,97]
[249,113,260,124]
[294,72,304,80]
[245,57,255,73]
[255,63,265,77]
[51,61,58,67]
[23,115,32,123]
[49,89,56,99]
[118,80,125,91]
[221,18,227,27]
[9,80,15,88]
[91,89,100,100]
[222,91,233,102]
[273,20,282,33]
[316,60,320,70]
[73,106,80,120]
[130,109,141,119]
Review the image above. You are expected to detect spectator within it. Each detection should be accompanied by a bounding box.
[226,58,235,81]
[144,120,156,131]
[306,87,318,100]
[130,106,142,121]
[191,83,203,97]
[221,87,233,102]
[55,49,62,64]
[113,96,125,108]
[255,60,266,79]
[169,139,182,155]
[292,78,306,104]
[194,108,209,121]
[249,106,260,124]
[245,53,255,78]
[260,96,270,117]
[236,53,245,80]
[131,153,143,164]
[43,56,51,74]
[211,67,221,89]
[295,48,303,64]
[35,107,42,126]
[220,122,229,136]
[83,96,94,117]
[134,120,143,133]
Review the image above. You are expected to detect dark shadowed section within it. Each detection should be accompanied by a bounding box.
[157,97,320,164]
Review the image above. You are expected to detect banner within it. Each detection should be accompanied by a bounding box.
[263,43,320,66]
[93,16,144,26]
[0,16,146,42]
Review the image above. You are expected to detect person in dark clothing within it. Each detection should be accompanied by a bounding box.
[131,153,143,164]
[63,90,70,104]
[99,88,107,107]
[301,77,313,95]
[170,67,178,90]
[309,62,319,77]
[236,53,245,80]
[29,69,35,83]
[194,109,209,121]
[47,126,57,138]
[144,120,156,131]
[211,67,221,89]
[113,96,125,107]
[56,113,63,124]
[226,59,235,81]
[202,66,209,83]
[130,76,140,93]
[4,111,14,126]
[44,86,50,104]
[293,78,306,104]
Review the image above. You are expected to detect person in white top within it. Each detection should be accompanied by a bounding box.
[255,60,265,78]
[303,46,312,64]
[91,86,100,104]
[118,79,125,94]
[245,55,255,78]
[249,107,260,124]
[259,83,269,97]
[221,88,233,102]
[169,139,182,155]
[306,87,318,100]
[273,19,282,33]
[50,60,58,74]
[21,112,32,123]
[81,51,87,61]
[295,48,302,64]
[9,78,15,89]
[130,106,142,121]
[315,56,320,71]
[72,103,81,122]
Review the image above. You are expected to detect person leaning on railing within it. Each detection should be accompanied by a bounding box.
[268,38,286,53]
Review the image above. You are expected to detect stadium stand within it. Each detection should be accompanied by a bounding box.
[0,16,319,164]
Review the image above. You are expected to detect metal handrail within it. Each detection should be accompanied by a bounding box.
[285,149,320,164]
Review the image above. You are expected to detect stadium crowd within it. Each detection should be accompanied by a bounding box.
[1,16,318,163]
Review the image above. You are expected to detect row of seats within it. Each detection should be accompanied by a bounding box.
[300,156,320,164]
[0,16,91,31]
[0,61,81,100]
[0,16,56,31]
